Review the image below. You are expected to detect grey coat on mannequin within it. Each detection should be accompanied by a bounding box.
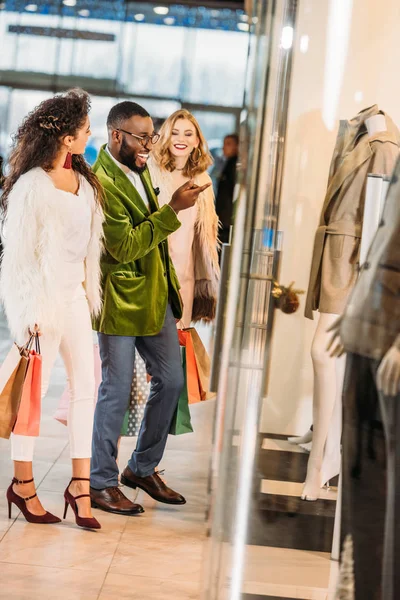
[340,155,400,359]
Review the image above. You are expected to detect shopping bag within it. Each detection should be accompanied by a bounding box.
[169,347,194,436]
[54,343,102,426]
[13,336,42,437]
[121,353,150,437]
[185,328,214,400]
[177,329,202,404]
[0,343,30,439]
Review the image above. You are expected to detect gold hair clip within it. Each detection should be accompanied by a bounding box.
[38,115,61,132]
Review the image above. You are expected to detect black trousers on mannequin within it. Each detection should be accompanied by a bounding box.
[341,353,400,600]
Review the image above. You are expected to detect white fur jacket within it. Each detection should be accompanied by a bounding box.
[0,167,103,342]
[148,157,220,323]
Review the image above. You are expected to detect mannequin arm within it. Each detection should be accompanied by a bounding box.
[326,315,345,357]
[377,340,400,396]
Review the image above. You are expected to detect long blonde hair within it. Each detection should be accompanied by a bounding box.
[153,109,213,178]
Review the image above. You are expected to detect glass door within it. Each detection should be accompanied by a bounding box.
[202,1,299,598]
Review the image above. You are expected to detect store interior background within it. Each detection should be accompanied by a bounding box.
[3,0,400,457]
[1,0,400,598]
[0,0,248,169]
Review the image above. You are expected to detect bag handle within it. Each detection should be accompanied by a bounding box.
[18,333,41,356]
[16,334,35,356]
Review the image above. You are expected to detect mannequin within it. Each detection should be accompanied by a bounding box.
[301,314,345,500]
[329,153,400,598]
[301,110,399,501]
[288,428,312,446]
[365,113,387,137]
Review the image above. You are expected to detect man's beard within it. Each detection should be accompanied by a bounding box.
[119,137,147,174]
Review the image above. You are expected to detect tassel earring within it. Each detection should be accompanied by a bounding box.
[63,148,72,169]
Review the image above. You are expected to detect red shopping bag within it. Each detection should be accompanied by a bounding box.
[13,339,42,437]
[178,329,201,404]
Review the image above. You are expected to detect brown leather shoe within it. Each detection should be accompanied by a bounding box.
[90,486,144,515]
[121,466,186,505]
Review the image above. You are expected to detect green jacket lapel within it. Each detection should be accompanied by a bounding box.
[97,145,150,216]
[141,167,159,213]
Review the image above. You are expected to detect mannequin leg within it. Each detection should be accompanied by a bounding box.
[321,353,346,484]
[288,427,313,446]
[301,312,341,501]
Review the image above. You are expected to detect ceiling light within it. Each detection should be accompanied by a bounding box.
[164,16,175,25]
[210,9,219,17]
[0,2,6,8]
[154,6,169,15]
[237,23,249,32]
[63,0,77,6]
[134,13,145,21]
[78,9,90,17]
[239,14,248,22]
[281,25,294,49]
[25,4,38,11]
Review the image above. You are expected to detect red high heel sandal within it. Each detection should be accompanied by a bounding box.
[6,477,61,524]
[63,477,101,529]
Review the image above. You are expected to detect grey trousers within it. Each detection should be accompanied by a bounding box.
[341,353,400,600]
[90,305,184,489]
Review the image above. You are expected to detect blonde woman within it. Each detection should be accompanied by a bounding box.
[149,109,220,328]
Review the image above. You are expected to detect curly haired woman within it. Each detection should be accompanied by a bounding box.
[149,109,220,328]
[0,89,104,529]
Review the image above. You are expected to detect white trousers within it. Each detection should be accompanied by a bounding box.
[11,284,95,461]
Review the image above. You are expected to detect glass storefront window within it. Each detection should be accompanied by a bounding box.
[0,12,60,73]
[7,88,52,144]
[189,110,238,152]
[71,17,121,79]
[0,11,18,71]
[185,29,248,107]
[0,87,11,154]
[204,0,400,599]
[129,97,181,121]
[127,24,186,98]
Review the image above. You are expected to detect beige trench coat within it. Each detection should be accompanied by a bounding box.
[304,105,400,320]
[340,156,400,360]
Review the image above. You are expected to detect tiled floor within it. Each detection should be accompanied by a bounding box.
[0,312,213,599]
[0,311,339,599]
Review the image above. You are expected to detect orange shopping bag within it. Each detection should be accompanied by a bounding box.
[0,342,30,439]
[177,329,201,404]
[186,328,214,401]
[13,337,42,437]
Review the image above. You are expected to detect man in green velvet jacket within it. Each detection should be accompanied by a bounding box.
[90,101,210,515]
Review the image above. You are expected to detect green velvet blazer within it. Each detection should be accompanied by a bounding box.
[92,146,183,336]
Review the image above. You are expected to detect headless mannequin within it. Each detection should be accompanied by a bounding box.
[365,113,387,137]
[301,314,345,501]
[301,113,388,501]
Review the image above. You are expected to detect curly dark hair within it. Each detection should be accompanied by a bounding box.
[1,88,103,213]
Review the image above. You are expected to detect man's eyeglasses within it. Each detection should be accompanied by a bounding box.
[117,128,160,147]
